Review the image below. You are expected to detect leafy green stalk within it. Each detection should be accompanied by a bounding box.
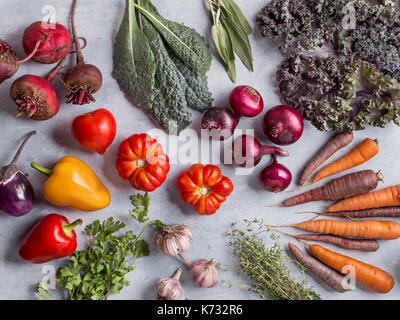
[37,193,160,300]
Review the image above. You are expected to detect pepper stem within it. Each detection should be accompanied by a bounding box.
[62,219,83,238]
[9,131,37,166]
[31,162,53,176]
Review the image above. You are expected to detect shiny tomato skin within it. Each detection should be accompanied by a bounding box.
[177,164,233,215]
[72,108,117,154]
[115,133,170,192]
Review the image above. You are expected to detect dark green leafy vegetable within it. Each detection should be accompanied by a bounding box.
[207,0,253,82]
[113,0,213,134]
[36,193,158,300]
[256,0,400,132]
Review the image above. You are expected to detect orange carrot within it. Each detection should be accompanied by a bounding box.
[312,138,379,184]
[309,244,394,293]
[326,185,400,213]
[268,219,400,240]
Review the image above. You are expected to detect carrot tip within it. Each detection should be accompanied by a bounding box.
[265,203,283,208]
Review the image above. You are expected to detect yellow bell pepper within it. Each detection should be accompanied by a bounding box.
[31,156,110,211]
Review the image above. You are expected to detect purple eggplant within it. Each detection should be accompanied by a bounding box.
[0,131,36,216]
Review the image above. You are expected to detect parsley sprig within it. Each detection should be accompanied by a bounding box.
[37,193,161,300]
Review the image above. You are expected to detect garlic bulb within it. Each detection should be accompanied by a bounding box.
[155,268,186,300]
[154,224,193,256]
[190,258,219,288]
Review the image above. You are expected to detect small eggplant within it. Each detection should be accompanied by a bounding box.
[0,131,36,216]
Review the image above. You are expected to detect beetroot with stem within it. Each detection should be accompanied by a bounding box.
[10,56,66,120]
[0,39,43,85]
[0,39,19,84]
[22,21,71,64]
[232,134,289,167]
[64,0,103,105]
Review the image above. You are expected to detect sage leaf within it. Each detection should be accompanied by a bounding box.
[220,0,252,35]
[216,23,236,83]
[221,13,254,72]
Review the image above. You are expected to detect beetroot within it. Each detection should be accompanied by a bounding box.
[64,0,102,105]
[22,21,71,64]
[0,39,19,84]
[10,57,66,120]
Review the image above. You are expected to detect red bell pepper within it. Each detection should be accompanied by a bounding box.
[19,213,82,264]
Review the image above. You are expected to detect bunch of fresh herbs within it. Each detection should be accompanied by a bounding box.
[37,193,162,300]
[206,0,253,82]
[225,219,321,300]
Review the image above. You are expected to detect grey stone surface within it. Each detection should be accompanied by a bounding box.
[0,0,399,300]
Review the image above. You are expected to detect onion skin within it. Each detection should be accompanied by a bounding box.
[260,156,292,192]
[229,85,264,118]
[0,39,19,84]
[22,22,71,64]
[263,105,304,146]
[201,106,238,140]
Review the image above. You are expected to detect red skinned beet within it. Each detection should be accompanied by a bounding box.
[72,108,117,154]
[0,39,19,84]
[10,57,66,120]
[64,0,102,105]
[22,21,71,64]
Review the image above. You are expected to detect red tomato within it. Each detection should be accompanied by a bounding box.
[72,108,117,154]
[177,164,234,215]
[115,133,170,192]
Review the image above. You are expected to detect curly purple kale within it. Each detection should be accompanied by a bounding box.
[276,56,400,132]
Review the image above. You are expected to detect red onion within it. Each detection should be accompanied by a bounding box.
[202,106,238,140]
[229,85,264,118]
[232,134,289,167]
[260,156,292,192]
[263,105,304,146]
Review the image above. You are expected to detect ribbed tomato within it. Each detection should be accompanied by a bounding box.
[116,134,170,192]
[177,164,233,215]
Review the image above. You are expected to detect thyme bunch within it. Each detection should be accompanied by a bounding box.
[226,219,321,300]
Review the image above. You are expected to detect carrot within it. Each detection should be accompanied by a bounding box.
[308,244,394,293]
[285,232,379,252]
[288,242,350,293]
[298,133,354,185]
[312,138,379,184]
[279,170,383,207]
[268,219,400,240]
[326,184,400,213]
[311,206,400,219]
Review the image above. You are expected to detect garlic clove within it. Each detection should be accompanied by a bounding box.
[154,224,193,256]
[190,258,219,288]
[155,268,186,300]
